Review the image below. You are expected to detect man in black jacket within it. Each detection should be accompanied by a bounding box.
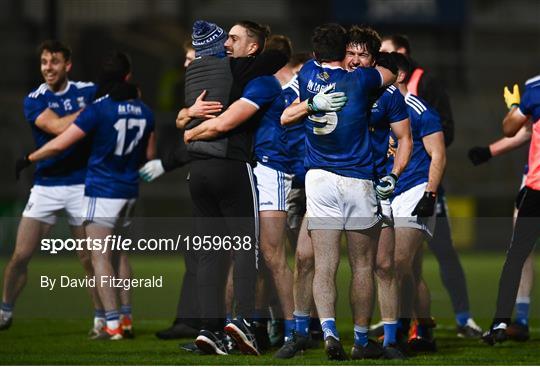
[150,21,287,343]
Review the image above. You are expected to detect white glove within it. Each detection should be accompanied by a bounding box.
[139,159,165,182]
[375,174,397,200]
[311,85,348,112]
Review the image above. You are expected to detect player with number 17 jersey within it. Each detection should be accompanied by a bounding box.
[74,95,155,199]
[296,59,383,180]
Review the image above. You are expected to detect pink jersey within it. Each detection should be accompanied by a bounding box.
[521,75,540,190]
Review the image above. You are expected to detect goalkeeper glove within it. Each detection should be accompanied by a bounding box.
[412,191,437,217]
[503,84,520,110]
[375,173,398,199]
[139,159,165,182]
[15,155,32,180]
[308,85,348,113]
[468,146,492,166]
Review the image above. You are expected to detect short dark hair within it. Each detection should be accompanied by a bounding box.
[99,51,131,84]
[311,23,347,62]
[391,51,412,82]
[38,40,71,61]
[383,34,411,55]
[235,20,271,55]
[265,34,292,62]
[289,52,311,68]
[347,25,381,59]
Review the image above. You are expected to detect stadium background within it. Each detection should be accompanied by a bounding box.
[0,0,539,363]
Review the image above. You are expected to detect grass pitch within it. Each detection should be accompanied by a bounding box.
[0,253,539,365]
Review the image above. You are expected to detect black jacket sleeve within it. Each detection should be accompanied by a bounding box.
[231,49,288,85]
[417,73,455,147]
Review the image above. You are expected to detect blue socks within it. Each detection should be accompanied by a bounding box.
[353,325,368,346]
[455,311,470,327]
[293,311,310,336]
[383,321,398,347]
[321,318,339,340]
[515,297,530,326]
[284,319,295,341]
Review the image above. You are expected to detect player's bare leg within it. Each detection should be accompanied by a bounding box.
[86,223,122,339]
[394,228,424,325]
[311,229,341,318]
[275,217,313,358]
[294,217,314,317]
[373,226,400,348]
[311,228,348,360]
[1,218,51,329]
[259,211,294,338]
[347,227,382,358]
[117,250,133,337]
[71,225,105,335]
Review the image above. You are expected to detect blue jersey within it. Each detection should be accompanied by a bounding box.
[283,76,306,186]
[520,75,540,123]
[369,85,408,178]
[297,60,382,179]
[388,93,442,195]
[23,81,96,186]
[245,76,290,173]
[74,95,154,199]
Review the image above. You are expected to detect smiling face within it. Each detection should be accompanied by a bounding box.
[40,50,71,92]
[224,24,259,58]
[343,43,375,71]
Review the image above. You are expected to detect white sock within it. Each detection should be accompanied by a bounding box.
[107,319,119,330]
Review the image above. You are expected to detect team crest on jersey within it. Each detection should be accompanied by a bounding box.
[316,71,330,82]
[77,96,86,108]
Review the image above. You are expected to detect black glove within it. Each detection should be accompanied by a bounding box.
[376,52,398,75]
[468,146,492,166]
[15,155,32,180]
[412,191,437,217]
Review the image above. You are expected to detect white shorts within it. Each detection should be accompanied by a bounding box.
[391,182,436,237]
[380,198,394,228]
[22,184,85,226]
[254,163,292,212]
[305,169,380,230]
[82,196,136,229]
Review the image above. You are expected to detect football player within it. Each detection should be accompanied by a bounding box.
[16,51,156,340]
[1,40,101,332]
[381,34,482,338]
[387,52,446,351]
[345,26,412,359]
[468,123,533,341]
[482,75,540,345]
[280,23,396,361]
